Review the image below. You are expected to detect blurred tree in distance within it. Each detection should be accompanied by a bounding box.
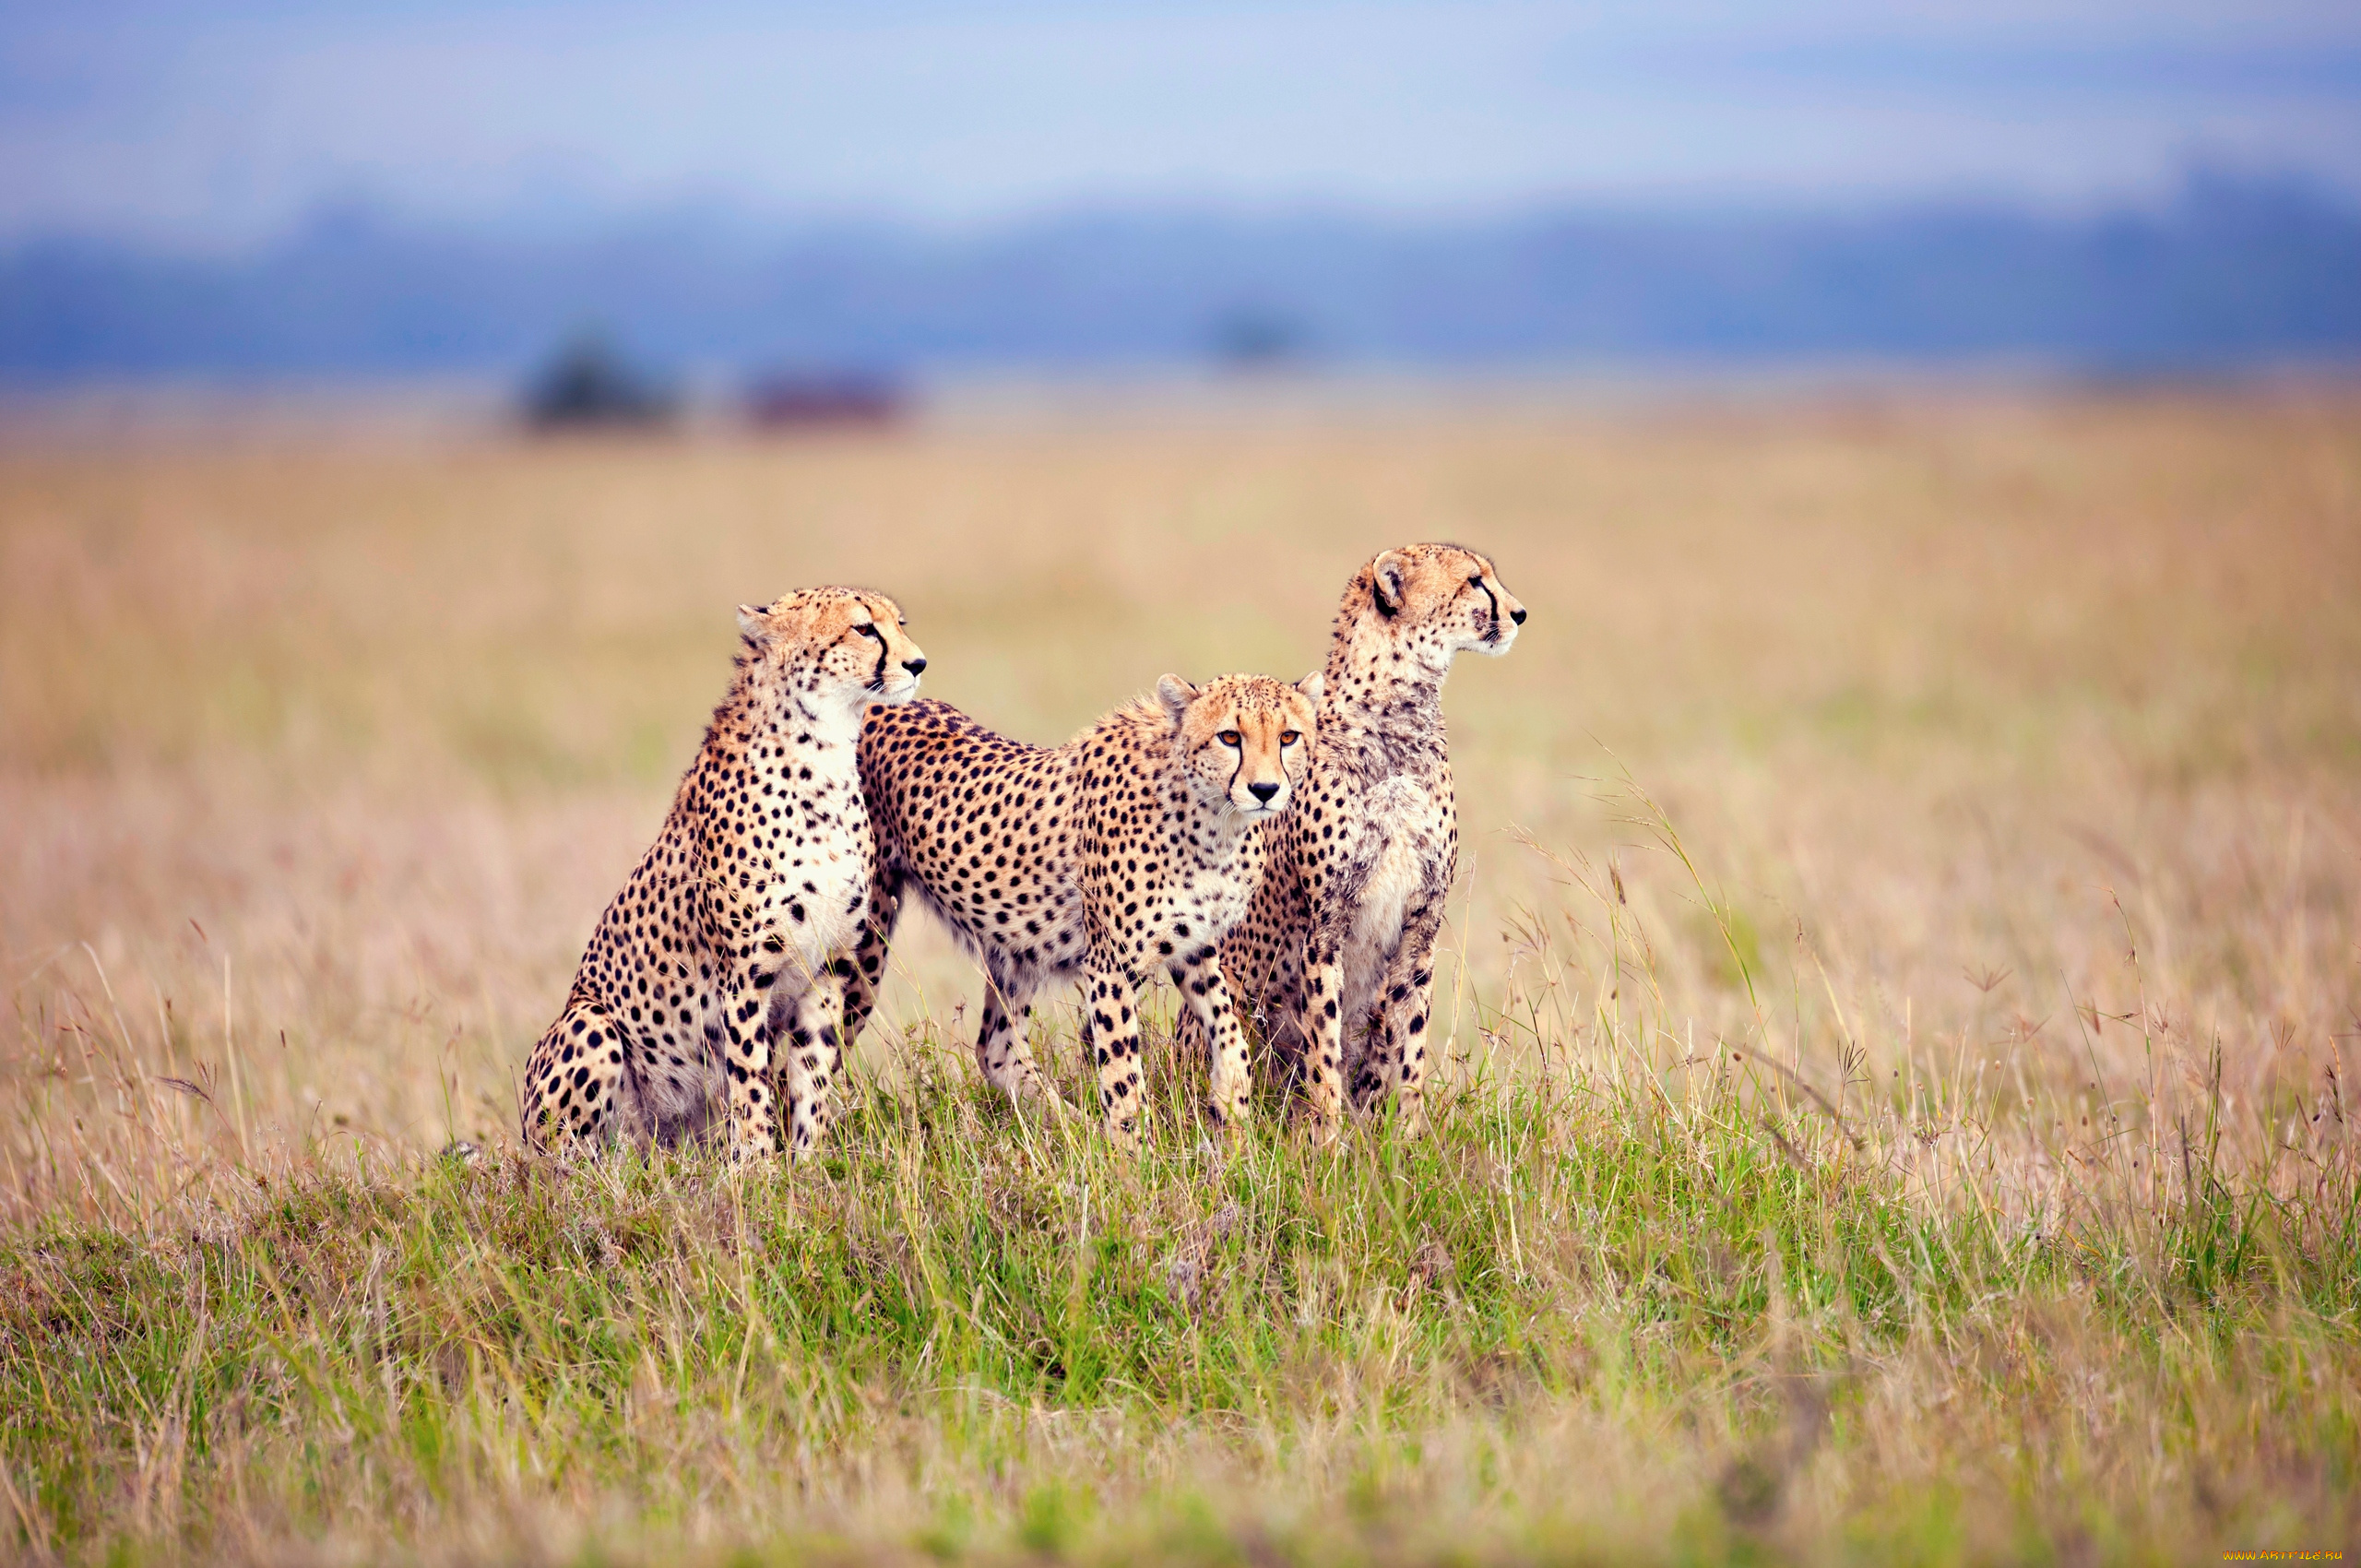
[522,327,675,431]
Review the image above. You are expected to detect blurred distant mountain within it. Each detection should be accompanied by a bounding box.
[3,172,2355,381]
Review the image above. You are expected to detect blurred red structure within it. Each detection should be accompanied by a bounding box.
[744,374,907,431]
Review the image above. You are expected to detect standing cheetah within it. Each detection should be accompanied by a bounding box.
[841,673,1320,1146]
[1202,544,1524,1137]
[519,588,928,1161]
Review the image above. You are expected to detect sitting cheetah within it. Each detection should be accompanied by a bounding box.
[519,588,929,1161]
[1199,543,1525,1136]
[841,672,1320,1146]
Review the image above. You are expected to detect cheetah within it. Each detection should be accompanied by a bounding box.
[840,672,1320,1146]
[519,588,929,1161]
[1196,543,1525,1137]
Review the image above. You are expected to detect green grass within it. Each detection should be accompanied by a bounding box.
[6,402,2359,1563]
[6,1016,2356,1566]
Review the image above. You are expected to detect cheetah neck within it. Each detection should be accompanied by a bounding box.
[1163,769,1258,868]
[715,659,867,772]
[1320,615,1452,775]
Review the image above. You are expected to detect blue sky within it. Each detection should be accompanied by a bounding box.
[5,0,2358,247]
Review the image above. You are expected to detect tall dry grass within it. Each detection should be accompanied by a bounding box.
[2,390,2358,1562]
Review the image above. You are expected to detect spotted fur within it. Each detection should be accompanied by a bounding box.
[1202,543,1525,1136]
[842,672,1320,1146]
[518,588,928,1161]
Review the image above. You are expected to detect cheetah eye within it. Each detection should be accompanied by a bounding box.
[852,624,884,641]
[1216,731,1241,747]
[1466,574,1484,588]
[1279,731,1301,746]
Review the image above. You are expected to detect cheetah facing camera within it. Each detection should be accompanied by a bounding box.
[519,588,928,1161]
[1202,543,1525,1137]
[844,672,1321,1146]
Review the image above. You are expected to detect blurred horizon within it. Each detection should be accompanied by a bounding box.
[6,167,2356,386]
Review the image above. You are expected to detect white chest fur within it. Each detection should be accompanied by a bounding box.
[792,849,866,961]
[1338,774,1451,1043]
[765,715,870,965]
[1176,859,1252,937]
[1351,776,1448,944]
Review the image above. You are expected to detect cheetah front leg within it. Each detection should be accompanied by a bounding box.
[975,970,1059,1111]
[777,968,846,1159]
[1297,912,1353,1142]
[1082,960,1147,1150]
[1352,885,1449,1133]
[1253,935,1311,1083]
[715,960,784,1163]
[838,861,902,1049]
[1170,944,1251,1132]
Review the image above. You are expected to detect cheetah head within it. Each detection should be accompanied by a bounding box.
[1358,542,1525,669]
[1156,671,1322,820]
[735,587,928,709]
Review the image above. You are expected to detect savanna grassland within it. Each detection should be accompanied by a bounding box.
[2,390,2358,1565]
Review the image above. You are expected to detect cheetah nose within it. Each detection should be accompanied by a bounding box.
[1510,606,1526,624]
[902,657,927,675]
[1249,780,1280,803]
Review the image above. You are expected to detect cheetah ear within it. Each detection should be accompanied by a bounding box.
[1156,673,1197,723]
[1296,671,1325,703]
[1370,550,1409,618]
[735,604,770,645]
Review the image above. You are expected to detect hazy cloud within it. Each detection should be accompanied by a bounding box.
[5,0,2359,245]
